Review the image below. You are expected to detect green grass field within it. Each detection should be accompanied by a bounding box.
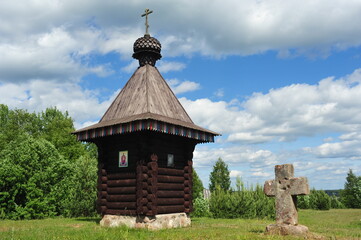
[0,209,360,240]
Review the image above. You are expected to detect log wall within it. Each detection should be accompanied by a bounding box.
[95,131,196,216]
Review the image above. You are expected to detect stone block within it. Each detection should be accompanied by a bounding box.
[100,212,191,230]
[265,224,309,236]
[275,164,294,180]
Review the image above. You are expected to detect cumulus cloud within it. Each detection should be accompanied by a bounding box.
[230,170,243,178]
[167,79,201,95]
[0,80,118,125]
[157,61,186,73]
[181,69,361,144]
[1,0,361,84]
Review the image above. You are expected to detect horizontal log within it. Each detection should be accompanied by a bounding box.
[158,198,185,205]
[146,194,156,202]
[136,173,149,181]
[137,166,148,173]
[184,201,191,208]
[136,189,148,197]
[184,187,191,194]
[147,162,158,170]
[136,198,148,206]
[101,169,107,176]
[158,190,184,198]
[158,168,184,176]
[184,194,191,201]
[106,194,136,202]
[184,173,190,180]
[146,209,157,216]
[158,183,184,190]
[98,184,107,191]
[107,202,136,209]
[107,179,136,187]
[99,191,107,198]
[184,180,191,187]
[184,166,190,172]
[157,205,185,214]
[105,209,136,215]
[158,175,184,183]
[101,176,107,182]
[137,206,150,215]
[97,198,107,206]
[147,186,157,193]
[107,186,136,194]
[107,172,136,180]
[184,208,191,213]
[100,206,107,214]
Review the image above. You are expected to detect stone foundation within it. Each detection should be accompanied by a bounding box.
[100,212,191,230]
[265,224,309,236]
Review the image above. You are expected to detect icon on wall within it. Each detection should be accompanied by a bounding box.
[119,151,128,167]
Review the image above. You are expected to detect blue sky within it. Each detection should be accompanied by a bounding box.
[1,0,361,190]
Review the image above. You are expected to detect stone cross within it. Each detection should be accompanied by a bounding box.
[141,8,153,35]
[264,164,310,235]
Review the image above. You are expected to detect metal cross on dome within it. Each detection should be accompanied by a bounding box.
[141,8,153,35]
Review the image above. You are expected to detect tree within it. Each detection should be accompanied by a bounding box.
[0,135,73,219]
[209,158,231,192]
[39,107,86,162]
[192,167,204,200]
[0,105,98,219]
[341,169,361,208]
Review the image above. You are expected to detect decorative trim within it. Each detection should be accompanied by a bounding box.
[75,119,215,142]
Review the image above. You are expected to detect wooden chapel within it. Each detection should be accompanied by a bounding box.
[73,10,218,228]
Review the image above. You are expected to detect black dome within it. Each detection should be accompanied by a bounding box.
[132,34,162,66]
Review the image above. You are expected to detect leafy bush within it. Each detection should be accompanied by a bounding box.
[0,105,98,219]
[209,181,275,219]
[330,195,345,209]
[62,155,98,217]
[298,189,333,210]
[309,189,331,210]
[192,196,211,217]
[0,135,73,219]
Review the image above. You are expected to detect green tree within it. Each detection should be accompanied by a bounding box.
[209,158,231,192]
[309,189,331,210]
[341,169,361,208]
[62,155,98,217]
[39,107,86,162]
[0,105,98,219]
[192,167,204,200]
[0,135,73,219]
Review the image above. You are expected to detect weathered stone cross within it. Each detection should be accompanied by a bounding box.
[264,164,310,235]
[141,8,153,35]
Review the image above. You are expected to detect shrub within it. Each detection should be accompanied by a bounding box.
[192,196,211,217]
[0,135,73,219]
[309,189,331,210]
[209,183,275,219]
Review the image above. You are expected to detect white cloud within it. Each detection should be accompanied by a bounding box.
[0,80,117,125]
[181,69,361,144]
[121,60,139,73]
[230,170,243,178]
[167,79,200,95]
[193,145,280,167]
[157,61,186,73]
[0,0,360,85]
[214,88,224,98]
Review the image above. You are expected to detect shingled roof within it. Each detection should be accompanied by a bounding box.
[73,34,219,142]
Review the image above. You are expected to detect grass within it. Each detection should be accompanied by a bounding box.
[0,209,360,240]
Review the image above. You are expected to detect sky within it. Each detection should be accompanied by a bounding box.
[1,0,361,190]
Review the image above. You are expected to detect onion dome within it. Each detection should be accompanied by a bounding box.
[132,34,162,67]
